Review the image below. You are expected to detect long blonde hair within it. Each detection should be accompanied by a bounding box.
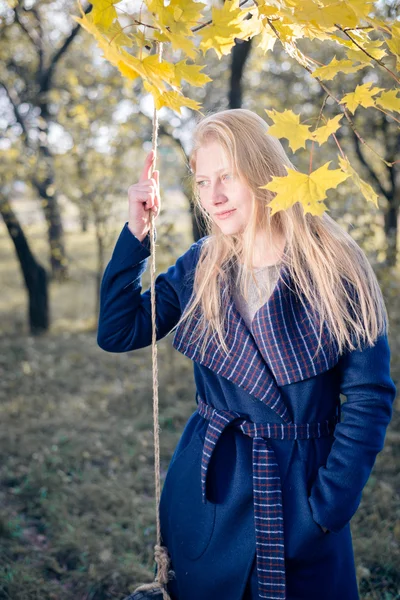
[175,108,388,360]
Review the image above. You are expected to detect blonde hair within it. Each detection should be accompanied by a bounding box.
[175,108,388,360]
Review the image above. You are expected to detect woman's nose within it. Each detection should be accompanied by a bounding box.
[211,180,226,201]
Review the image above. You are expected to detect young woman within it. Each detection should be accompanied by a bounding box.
[97,109,397,600]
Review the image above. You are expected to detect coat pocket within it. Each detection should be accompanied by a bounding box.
[160,432,216,562]
[283,456,330,561]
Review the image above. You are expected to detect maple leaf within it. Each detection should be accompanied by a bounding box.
[311,114,343,145]
[345,39,387,63]
[156,30,198,60]
[238,7,262,42]
[338,156,378,206]
[143,80,202,114]
[374,89,400,114]
[342,0,375,20]
[172,60,212,87]
[236,7,278,51]
[258,24,277,53]
[91,0,119,29]
[260,162,350,216]
[265,108,312,152]
[97,20,133,47]
[288,0,357,30]
[243,5,278,50]
[130,29,154,50]
[148,0,205,59]
[72,11,124,68]
[386,22,400,71]
[272,20,297,43]
[117,60,140,82]
[198,0,248,59]
[119,51,176,91]
[147,0,206,30]
[340,82,384,114]
[311,56,366,81]
[256,1,280,19]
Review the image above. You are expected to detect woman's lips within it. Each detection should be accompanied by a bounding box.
[216,209,236,219]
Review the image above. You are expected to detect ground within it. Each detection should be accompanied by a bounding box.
[0,213,399,599]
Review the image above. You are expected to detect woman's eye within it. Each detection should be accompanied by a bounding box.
[196,175,232,188]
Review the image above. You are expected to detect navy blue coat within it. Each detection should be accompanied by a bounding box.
[97,223,397,600]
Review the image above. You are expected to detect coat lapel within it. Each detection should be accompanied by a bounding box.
[172,264,339,422]
[249,266,340,386]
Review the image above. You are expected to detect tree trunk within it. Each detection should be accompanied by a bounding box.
[34,104,69,281]
[0,197,49,334]
[93,203,106,320]
[384,163,399,267]
[95,228,105,320]
[80,208,90,233]
[229,38,253,109]
[36,181,69,281]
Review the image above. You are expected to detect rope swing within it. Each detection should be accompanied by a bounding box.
[124,41,174,600]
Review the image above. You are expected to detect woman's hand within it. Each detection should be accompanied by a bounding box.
[127,149,161,242]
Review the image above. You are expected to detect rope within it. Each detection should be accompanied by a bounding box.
[132,41,174,599]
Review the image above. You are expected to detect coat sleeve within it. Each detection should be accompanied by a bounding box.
[97,222,200,352]
[308,331,397,533]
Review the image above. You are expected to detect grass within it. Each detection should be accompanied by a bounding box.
[0,217,399,599]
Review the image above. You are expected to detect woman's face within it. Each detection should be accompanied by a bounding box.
[195,141,254,234]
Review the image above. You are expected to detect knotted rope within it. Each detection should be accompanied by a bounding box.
[132,41,174,600]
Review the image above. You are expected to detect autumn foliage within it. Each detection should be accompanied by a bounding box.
[73,0,400,216]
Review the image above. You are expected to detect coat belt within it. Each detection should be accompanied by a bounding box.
[196,393,339,600]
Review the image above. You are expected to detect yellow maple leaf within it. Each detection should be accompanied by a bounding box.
[340,82,384,114]
[374,89,400,114]
[386,22,400,71]
[143,80,203,114]
[272,20,297,43]
[241,6,276,50]
[265,108,312,152]
[345,39,387,63]
[311,56,366,80]
[258,24,277,53]
[279,0,328,39]
[198,0,248,59]
[238,7,262,42]
[338,156,378,206]
[72,10,124,69]
[97,20,133,47]
[172,60,212,87]
[147,0,205,60]
[91,0,118,29]
[169,33,198,59]
[147,0,206,29]
[119,51,176,91]
[117,59,140,82]
[343,0,375,20]
[311,114,343,145]
[260,162,350,216]
[256,1,280,18]
[288,0,357,30]
[130,30,154,50]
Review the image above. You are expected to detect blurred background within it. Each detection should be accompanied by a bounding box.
[0,0,399,598]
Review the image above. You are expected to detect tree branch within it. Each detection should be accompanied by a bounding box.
[0,80,29,142]
[352,130,389,198]
[265,17,395,168]
[29,7,44,75]
[335,23,400,85]
[13,6,39,48]
[39,3,92,93]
